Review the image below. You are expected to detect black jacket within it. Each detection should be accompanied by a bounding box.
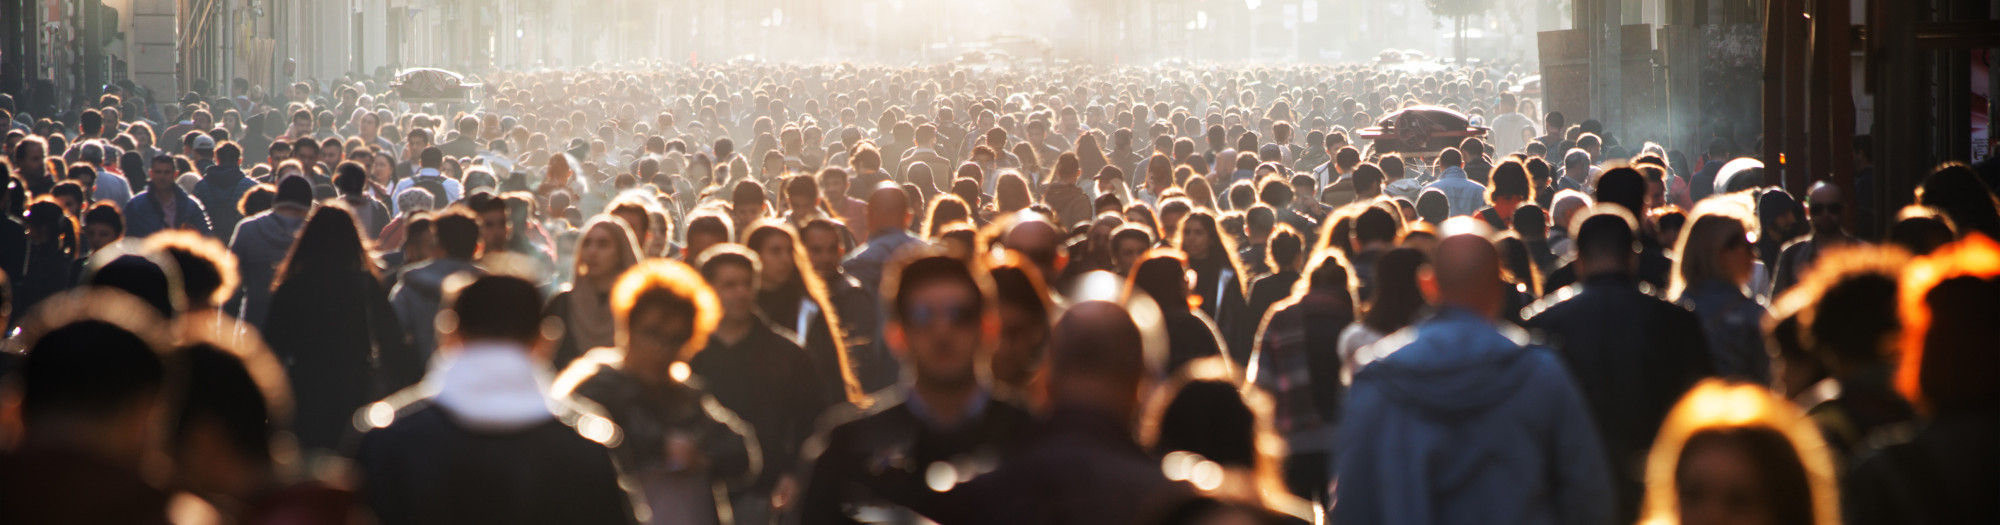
[799,390,1033,525]
[266,269,419,452]
[898,408,1196,525]
[1522,273,1714,524]
[354,402,633,525]
[690,320,837,492]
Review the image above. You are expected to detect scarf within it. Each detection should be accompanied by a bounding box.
[568,218,641,350]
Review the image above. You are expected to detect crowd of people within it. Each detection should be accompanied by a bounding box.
[0,60,1994,525]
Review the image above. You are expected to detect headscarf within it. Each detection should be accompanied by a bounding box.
[567,216,642,350]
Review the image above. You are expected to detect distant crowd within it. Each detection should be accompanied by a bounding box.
[0,61,1994,525]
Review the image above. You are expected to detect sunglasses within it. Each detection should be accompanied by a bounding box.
[1813,202,1844,215]
[906,303,981,327]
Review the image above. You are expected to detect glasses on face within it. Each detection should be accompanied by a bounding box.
[906,302,980,328]
[1812,202,1844,215]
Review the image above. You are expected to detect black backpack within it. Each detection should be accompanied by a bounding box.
[410,174,451,208]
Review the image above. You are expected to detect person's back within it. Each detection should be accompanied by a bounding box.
[0,298,174,525]
[1425,165,1488,217]
[231,177,312,328]
[1335,233,1612,525]
[1843,238,2000,525]
[356,400,631,525]
[1521,213,1714,523]
[389,211,484,361]
[841,185,920,294]
[1338,309,1612,525]
[195,143,256,242]
[355,275,630,525]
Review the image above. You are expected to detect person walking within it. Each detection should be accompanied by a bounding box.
[1334,232,1614,525]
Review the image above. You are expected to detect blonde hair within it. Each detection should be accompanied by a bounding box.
[611,259,722,362]
[1669,193,1759,298]
[1641,379,1839,525]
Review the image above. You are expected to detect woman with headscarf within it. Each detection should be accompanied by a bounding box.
[744,220,862,405]
[262,204,417,454]
[546,216,643,371]
[1178,209,1253,364]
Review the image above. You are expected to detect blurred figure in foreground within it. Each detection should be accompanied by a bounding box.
[354,275,632,525]
[1145,356,1318,523]
[1334,230,1613,525]
[0,291,175,524]
[1639,380,1841,525]
[911,300,1196,525]
[556,260,756,525]
[1844,235,2000,525]
[799,254,1032,524]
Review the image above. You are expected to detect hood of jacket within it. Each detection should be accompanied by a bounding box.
[1047,182,1087,200]
[202,163,249,188]
[1358,307,1538,415]
[235,210,306,247]
[401,258,480,300]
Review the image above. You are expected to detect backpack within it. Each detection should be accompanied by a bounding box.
[409,174,451,208]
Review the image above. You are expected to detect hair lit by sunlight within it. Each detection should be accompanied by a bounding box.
[1640,379,1839,525]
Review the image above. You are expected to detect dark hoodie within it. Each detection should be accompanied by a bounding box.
[1334,308,1613,525]
[1043,182,1093,231]
[228,207,306,329]
[194,163,257,243]
[390,258,484,361]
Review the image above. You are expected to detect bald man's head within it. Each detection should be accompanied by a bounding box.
[1047,300,1146,419]
[868,183,910,231]
[1430,233,1504,319]
[1808,181,1845,236]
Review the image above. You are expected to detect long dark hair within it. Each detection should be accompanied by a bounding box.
[274,204,376,290]
[25,198,78,258]
[1076,135,1110,174]
[1176,209,1246,292]
[745,221,860,404]
[1128,249,1193,312]
[1362,248,1428,333]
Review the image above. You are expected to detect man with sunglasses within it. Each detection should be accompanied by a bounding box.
[1769,181,1856,297]
[798,253,1033,525]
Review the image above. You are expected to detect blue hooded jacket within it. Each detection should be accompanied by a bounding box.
[1334,308,1613,525]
